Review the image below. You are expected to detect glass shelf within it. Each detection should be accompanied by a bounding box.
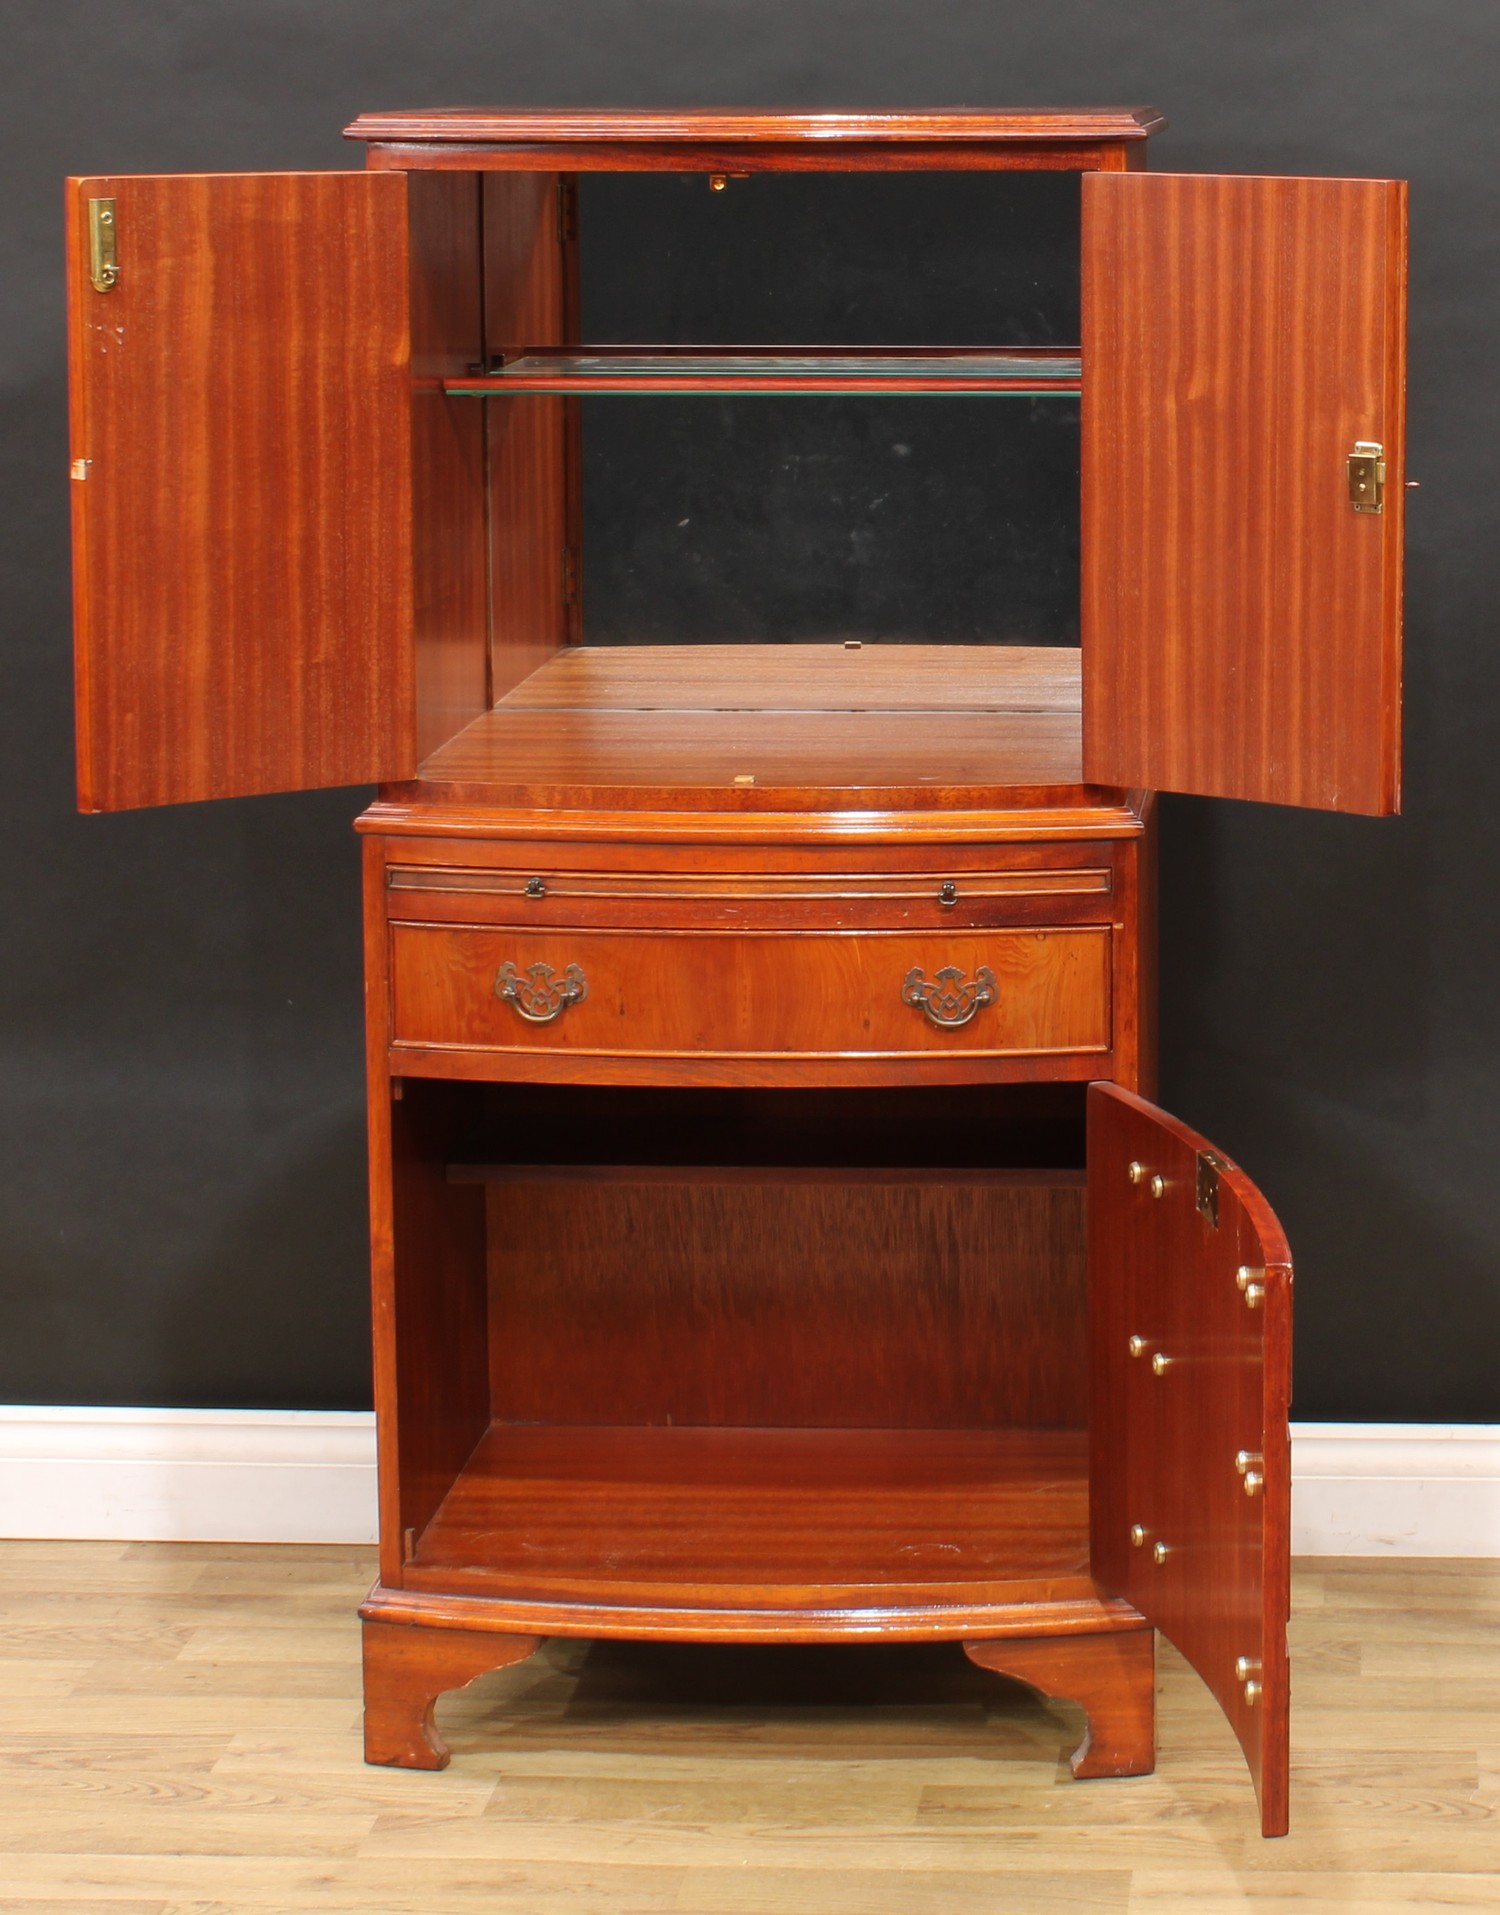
[443,347,1082,396]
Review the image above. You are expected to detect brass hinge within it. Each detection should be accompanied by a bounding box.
[1348,440,1385,514]
[1196,1149,1227,1228]
[88,197,118,293]
[556,180,577,245]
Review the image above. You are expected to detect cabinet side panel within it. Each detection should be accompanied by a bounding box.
[484,173,576,702]
[1082,172,1405,814]
[409,172,489,762]
[69,172,415,809]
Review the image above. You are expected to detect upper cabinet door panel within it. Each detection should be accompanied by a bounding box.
[1081,172,1406,814]
[68,173,416,810]
[1087,1083,1293,1836]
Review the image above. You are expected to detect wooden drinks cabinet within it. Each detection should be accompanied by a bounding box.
[64,106,1407,1837]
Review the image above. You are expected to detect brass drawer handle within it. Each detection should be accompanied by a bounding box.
[494,960,588,1024]
[901,964,998,1029]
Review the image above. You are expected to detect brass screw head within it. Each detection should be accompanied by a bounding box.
[1130,1523,1147,1548]
[1127,1160,1145,1184]
[1151,1351,1171,1376]
[1152,1540,1169,1564]
[1128,1335,1147,1358]
[1149,1174,1166,1199]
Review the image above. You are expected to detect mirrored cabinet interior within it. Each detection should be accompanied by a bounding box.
[65,106,1407,1836]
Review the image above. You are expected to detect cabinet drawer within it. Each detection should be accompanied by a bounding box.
[386,860,1114,932]
[389,924,1111,1062]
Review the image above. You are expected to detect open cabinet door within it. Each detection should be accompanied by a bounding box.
[1081,171,1406,814]
[1088,1083,1293,1836]
[68,172,420,810]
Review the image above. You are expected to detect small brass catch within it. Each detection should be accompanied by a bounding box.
[1348,440,1385,513]
[88,197,118,293]
[1196,1150,1227,1227]
[1237,1265,1266,1309]
[1236,1655,1263,1704]
[1237,1449,1266,1497]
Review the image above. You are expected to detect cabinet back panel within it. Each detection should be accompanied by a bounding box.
[579,395,1079,647]
[483,1171,1086,1428]
[578,172,1080,347]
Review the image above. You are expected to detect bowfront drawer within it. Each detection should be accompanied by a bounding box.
[384,859,1115,932]
[388,924,1111,1062]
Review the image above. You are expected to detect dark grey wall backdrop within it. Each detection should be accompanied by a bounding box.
[3,1,1496,1417]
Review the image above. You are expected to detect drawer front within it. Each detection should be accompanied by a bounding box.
[389,924,1111,1061]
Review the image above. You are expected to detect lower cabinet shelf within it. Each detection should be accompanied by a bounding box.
[397,1423,1128,1634]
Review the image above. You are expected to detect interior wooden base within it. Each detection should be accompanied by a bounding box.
[416,643,1091,809]
[395,1424,1134,1640]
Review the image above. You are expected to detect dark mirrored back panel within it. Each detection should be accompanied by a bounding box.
[578,172,1081,347]
[580,395,1080,647]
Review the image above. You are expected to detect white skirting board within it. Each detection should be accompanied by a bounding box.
[0,1409,1496,1554]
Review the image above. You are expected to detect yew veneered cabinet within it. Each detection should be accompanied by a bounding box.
[65,104,1407,1837]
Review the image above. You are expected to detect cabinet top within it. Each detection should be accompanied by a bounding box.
[343,106,1166,146]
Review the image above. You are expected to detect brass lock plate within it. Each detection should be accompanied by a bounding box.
[1196,1150,1227,1228]
[1347,440,1385,513]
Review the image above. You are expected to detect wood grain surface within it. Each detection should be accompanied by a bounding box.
[483,173,578,700]
[406,172,489,764]
[1,1543,1491,1899]
[362,1621,539,1770]
[1088,1083,1293,1838]
[488,642,1083,712]
[415,643,1091,807]
[347,106,1167,145]
[474,1170,1086,1429]
[69,172,416,809]
[965,1628,1155,1778]
[404,1426,1096,1610]
[365,138,1150,176]
[387,921,1112,1063]
[1081,171,1406,813]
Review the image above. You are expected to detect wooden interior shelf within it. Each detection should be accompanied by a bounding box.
[403,1424,1098,1617]
[416,643,1090,807]
[445,348,1082,395]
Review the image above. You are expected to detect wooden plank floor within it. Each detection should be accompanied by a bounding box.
[0,1545,1494,1912]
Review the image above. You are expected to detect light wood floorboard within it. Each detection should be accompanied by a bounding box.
[0,1545,1493,1912]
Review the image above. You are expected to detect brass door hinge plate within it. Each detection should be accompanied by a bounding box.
[88,197,118,292]
[1348,440,1385,513]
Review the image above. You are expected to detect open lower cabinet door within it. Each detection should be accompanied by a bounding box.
[67,171,446,810]
[1088,1083,1293,1836]
[1081,170,1406,814]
